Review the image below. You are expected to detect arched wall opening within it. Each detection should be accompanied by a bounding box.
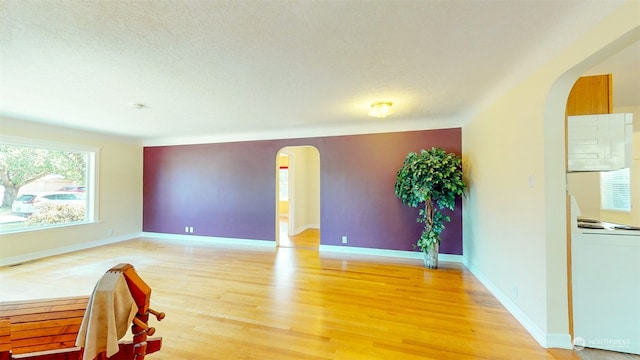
[543,26,640,346]
[275,146,321,248]
[460,7,638,350]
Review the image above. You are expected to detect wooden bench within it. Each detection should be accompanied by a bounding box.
[0,264,163,360]
[1,318,11,360]
[0,296,88,357]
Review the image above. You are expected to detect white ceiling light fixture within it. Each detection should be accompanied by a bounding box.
[368,101,393,118]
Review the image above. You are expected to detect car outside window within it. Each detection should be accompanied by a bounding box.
[0,139,98,234]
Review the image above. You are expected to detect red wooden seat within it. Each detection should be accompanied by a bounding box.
[0,264,163,360]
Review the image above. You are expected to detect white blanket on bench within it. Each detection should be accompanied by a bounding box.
[76,271,137,360]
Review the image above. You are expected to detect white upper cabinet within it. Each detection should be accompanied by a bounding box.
[567,113,633,172]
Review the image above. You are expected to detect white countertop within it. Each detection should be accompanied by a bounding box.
[577,222,640,236]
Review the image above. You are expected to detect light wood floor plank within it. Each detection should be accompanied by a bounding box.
[0,235,633,359]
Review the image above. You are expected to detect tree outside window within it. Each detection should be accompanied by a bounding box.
[0,141,95,233]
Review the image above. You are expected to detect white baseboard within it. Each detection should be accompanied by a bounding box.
[293,224,319,236]
[463,258,572,349]
[141,232,277,247]
[143,233,464,263]
[320,244,463,263]
[3,231,462,267]
[0,232,140,267]
[546,333,573,349]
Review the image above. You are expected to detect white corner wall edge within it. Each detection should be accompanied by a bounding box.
[0,232,141,267]
[320,244,463,263]
[462,258,573,350]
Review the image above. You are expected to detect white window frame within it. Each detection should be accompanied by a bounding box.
[0,135,100,234]
[600,167,631,212]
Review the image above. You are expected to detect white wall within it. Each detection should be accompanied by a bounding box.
[567,172,600,218]
[0,116,143,266]
[290,146,320,233]
[462,2,639,349]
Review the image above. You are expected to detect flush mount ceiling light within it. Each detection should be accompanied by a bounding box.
[368,101,393,118]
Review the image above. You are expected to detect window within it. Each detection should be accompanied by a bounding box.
[0,137,98,234]
[600,168,631,211]
[279,166,289,201]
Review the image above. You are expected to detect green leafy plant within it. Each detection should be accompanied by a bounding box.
[394,147,466,252]
[27,203,85,225]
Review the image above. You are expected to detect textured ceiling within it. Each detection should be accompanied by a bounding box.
[0,0,633,145]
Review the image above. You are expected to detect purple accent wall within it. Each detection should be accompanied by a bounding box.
[143,128,463,254]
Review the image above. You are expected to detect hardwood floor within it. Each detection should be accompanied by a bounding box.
[0,235,634,359]
[278,217,320,249]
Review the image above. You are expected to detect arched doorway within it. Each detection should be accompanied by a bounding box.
[543,28,639,347]
[276,146,320,248]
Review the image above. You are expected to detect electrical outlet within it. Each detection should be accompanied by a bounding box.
[512,285,519,299]
[185,226,189,233]
[342,236,347,244]
[107,229,113,236]
[189,226,194,233]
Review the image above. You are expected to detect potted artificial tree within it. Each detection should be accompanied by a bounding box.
[394,147,466,269]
